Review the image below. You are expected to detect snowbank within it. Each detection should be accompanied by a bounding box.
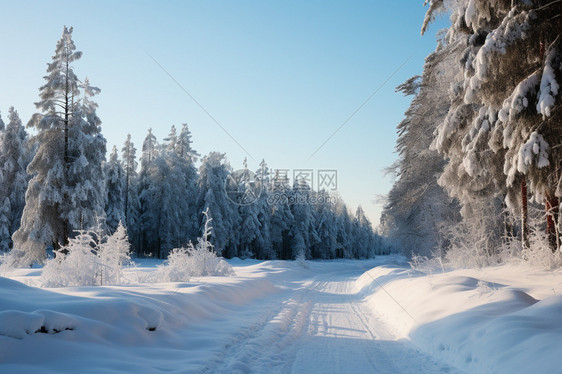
[358,261,562,373]
[0,262,278,372]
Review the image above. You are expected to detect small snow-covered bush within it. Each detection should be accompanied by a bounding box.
[295,249,309,269]
[519,228,562,270]
[41,222,131,287]
[0,251,18,275]
[42,231,101,287]
[157,208,234,282]
[409,254,444,275]
[97,222,131,285]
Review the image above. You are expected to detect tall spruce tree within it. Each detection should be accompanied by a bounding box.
[0,108,29,251]
[121,134,140,252]
[13,27,108,264]
[105,146,126,233]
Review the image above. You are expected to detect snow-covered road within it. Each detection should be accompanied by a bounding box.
[3,255,560,373]
[202,263,455,373]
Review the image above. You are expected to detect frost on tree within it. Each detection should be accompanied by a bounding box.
[269,169,295,259]
[197,152,239,258]
[0,108,30,252]
[121,134,141,253]
[105,146,126,233]
[381,38,461,256]
[423,0,562,253]
[157,208,234,282]
[138,129,164,257]
[41,221,131,287]
[164,125,200,248]
[137,126,198,258]
[289,180,317,260]
[250,159,273,259]
[12,27,107,265]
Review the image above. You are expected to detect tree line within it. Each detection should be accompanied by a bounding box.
[382,0,561,263]
[0,27,383,266]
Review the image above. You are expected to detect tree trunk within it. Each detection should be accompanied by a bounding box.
[62,57,70,246]
[545,193,560,252]
[521,178,529,249]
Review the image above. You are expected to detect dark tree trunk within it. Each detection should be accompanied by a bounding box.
[521,179,529,249]
[545,193,560,252]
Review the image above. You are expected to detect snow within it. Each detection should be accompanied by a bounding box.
[464,0,477,30]
[517,131,550,174]
[0,256,561,373]
[498,71,539,129]
[465,9,531,103]
[359,258,562,373]
[536,48,560,118]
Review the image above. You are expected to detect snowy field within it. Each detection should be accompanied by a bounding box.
[1,256,561,373]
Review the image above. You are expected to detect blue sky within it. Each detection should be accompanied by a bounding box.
[0,0,448,226]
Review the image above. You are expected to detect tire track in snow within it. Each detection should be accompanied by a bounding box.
[202,264,458,374]
[203,288,313,374]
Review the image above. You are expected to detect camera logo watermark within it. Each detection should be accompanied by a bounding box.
[225,168,338,206]
[225,169,263,205]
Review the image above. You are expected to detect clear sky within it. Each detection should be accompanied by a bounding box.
[0,0,448,226]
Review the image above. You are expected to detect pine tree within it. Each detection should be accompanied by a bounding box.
[177,124,200,243]
[270,169,294,259]
[237,160,262,258]
[0,108,29,251]
[162,125,192,250]
[65,78,107,232]
[289,180,317,260]
[0,198,11,252]
[313,191,337,259]
[427,1,562,252]
[121,134,140,253]
[381,38,461,257]
[105,146,126,233]
[138,129,162,257]
[13,27,106,264]
[252,160,273,259]
[197,152,239,257]
[334,199,352,258]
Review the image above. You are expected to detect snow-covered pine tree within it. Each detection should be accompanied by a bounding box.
[427,0,562,252]
[0,198,10,253]
[289,179,317,260]
[421,2,510,258]
[334,199,352,258]
[270,169,294,259]
[65,77,107,232]
[98,221,131,285]
[252,160,273,259]
[138,129,164,257]
[13,27,105,265]
[312,190,337,259]
[121,134,141,253]
[237,159,262,259]
[0,113,6,251]
[381,31,461,257]
[197,152,239,257]
[352,206,370,258]
[177,124,200,243]
[161,125,191,250]
[105,146,126,233]
[0,108,29,251]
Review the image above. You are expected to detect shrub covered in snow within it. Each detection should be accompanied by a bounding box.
[41,222,131,287]
[157,208,234,282]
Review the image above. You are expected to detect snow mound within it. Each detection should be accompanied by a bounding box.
[0,310,76,339]
[359,263,562,373]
